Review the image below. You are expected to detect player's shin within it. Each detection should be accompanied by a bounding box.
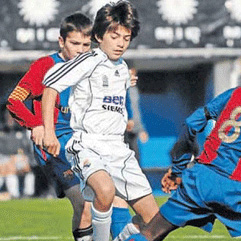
[91,203,113,241]
[111,206,132,239]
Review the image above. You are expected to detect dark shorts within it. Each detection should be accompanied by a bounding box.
[160,163,241,237]
[34,132,80,198]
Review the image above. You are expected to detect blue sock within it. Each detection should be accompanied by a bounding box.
[111,207,132,239]
[126,233,148,241]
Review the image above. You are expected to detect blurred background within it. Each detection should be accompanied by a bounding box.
[0,0,241,198]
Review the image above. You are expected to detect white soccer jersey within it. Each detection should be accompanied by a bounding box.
[43,48,131,136]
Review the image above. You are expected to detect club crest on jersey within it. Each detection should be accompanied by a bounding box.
[83,159,91,168]
[102,75,109,87]
[115,70,120,77]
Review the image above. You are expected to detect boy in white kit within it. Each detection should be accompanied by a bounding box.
[42,1,159,240]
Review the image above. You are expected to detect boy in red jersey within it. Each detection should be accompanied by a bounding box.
[7,13,93,241]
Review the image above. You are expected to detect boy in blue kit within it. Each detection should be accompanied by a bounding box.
[125,87,241,240]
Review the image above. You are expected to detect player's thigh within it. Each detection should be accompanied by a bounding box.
[129,193,159,224]
[113,196,128,208]
[160,164,215,231]
[205,171,241,237]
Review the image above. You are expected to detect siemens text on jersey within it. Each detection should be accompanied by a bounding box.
[102,95,125,115]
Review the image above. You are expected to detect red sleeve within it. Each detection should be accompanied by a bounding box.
[7,56,55,129]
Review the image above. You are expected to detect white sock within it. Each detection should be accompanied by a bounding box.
[113,222,140,241]
[75,235,92,241]
[23,172,35,196]
[6,175,20,198]
[91,203,112,241]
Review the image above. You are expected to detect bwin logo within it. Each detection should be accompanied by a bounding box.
[102,75,109,87]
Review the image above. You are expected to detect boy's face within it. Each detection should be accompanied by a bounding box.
[59,30,91,60]
[97,25,131,61]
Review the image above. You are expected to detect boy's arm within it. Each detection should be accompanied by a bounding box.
[170,88,235,178]
[7,57,55,148]
[7,57,54,129]
[7,82,42,129]
[42,87,60,157]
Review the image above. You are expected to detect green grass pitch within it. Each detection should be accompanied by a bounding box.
[0,196,235,240]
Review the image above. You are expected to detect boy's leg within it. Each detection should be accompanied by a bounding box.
[64,184,85,230]
[119,211,177,241]
[23,172,35,197]
[64,185,93,241]
[130,194,159,224]
[111,196,132,239]
[6,174,20,198]
[87,170,115,241]
[141,211,177,240]
[114,194,159,241]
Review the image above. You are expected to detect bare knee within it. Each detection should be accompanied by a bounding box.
[88,171,115,211]
[95,184,115,211]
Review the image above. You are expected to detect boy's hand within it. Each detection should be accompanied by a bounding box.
[31,125,45,149]
[43,131,60,157]
[129,68,138,87]
[161,169,182,194]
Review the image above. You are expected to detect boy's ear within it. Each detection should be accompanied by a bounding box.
[95,34,102,43]
[58,36,64,49]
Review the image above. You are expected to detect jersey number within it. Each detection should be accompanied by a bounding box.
[218,106,241,143]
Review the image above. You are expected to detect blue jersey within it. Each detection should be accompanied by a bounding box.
[50,53,73,137]
[173,87,241,181]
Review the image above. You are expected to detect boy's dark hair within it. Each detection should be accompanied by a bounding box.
[60,12,92,41]
[91,0,140,43]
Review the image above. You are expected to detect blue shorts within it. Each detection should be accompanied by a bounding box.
[160,163,241,237]
[34,132,80,198]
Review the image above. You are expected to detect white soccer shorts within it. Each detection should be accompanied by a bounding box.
[65,132,152,201]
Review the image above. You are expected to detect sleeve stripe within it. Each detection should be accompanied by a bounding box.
[44,53,85,83]
[45,54,94,87]
[43,52,94,87]
[9,86,29,101]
